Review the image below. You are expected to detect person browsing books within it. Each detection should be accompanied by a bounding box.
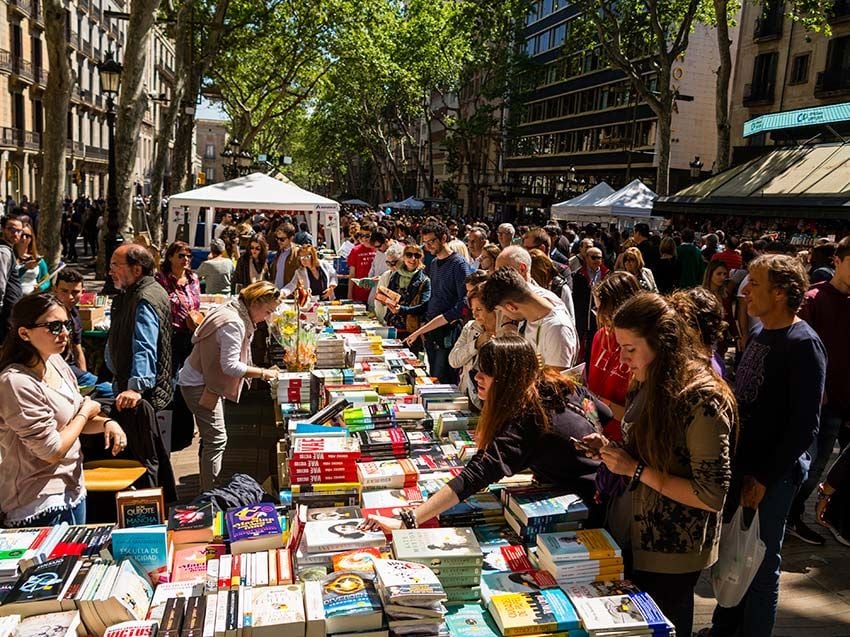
[178,281,282,490]
[282,244,337,301]
[362,336,608,533]
[0,293,126,527]
[580,293,737,637]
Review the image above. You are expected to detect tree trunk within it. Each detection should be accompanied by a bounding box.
[37,0,72,270]
[714,0,733,173]
[655,94,673,196]
[113,0,163,234]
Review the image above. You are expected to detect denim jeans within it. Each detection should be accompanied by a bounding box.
[9,498,86,528]
[790,404,842,521]
[712,466,804,637]
[425,331,459,385]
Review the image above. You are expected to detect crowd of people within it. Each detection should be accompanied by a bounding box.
[0,202,847,637]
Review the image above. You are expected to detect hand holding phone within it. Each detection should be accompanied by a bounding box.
[570,436,594,453]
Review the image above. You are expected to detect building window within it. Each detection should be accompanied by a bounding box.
[204,143,216,159]
[204,167,215,183]
[744,52,778,104]
[789,53,810,84]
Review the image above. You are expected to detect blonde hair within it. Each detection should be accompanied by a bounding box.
[448,239,471,264]
[297,244,320,269]
[239,280,281,306]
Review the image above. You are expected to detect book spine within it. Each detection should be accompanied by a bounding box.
[291,452,360,461]
[206,558,219,594]
[218,555,232,591]
[48,526,79,559]
[225,590,239,637]
[277,548,293,585]
[213,590,229,637]
[202,590,218,637]
[267,549,278,586]
[231,554,241,589]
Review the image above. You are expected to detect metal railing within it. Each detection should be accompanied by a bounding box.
[82,40,93,57]
[0,50,12,73]
[1,128,39,148]
[743,81,775,104]
[33,66,48,85]
[86,145,108,160]
[815,68,850,94]
[68,32,81,50]
[12,56,33,82]
[8,0,32,16]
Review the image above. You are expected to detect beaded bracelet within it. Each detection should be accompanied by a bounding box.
[399,508,417,529]
[629,462,646,491]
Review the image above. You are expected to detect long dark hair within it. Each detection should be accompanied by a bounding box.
[0,293,64,369]
[612,293,737,475]
[161,241,192,275]
[476,336,577,450]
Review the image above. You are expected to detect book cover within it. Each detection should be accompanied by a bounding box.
[1,555,77,613]
[291,438,361,461]
[102,620,159,637]
[562,579,640,600]
[356,459,419,489]
[444,604,500,637]
[116,489,165,528]
[480,571,559,605]
[305,507,362,522]
[167,505,216,545]
[331,548,383,574]
[303,520,386,554]
[392,528,483,566]
[319,572,383,634]
[147,582,204,622]
[536,529,621,563]
[224,505,283,554]
[302,581,324,637]
[572,591,671,634]
[373,559,445,604]
[487,589,580,636]
[360,487,424,509]
[170,545,208,583]
[250,585,305,637]
[13,610,81,637]
[508,492,586,526]
[111,527,169,582]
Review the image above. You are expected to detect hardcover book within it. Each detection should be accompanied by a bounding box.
[487,589,581,636]
[0,555,78,618]
[116,489,165,528]
[224,505,283,555]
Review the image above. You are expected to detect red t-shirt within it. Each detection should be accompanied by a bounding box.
[346,243,376,302]
[587,327,632,441]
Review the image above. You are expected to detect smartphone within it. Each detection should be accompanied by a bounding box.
[570,436,595,454]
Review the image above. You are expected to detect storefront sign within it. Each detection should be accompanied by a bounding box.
[744,102,850,137]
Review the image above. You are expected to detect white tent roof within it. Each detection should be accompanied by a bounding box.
[168,172,339,212]
[380,196,425,210]
[551,182,615,219]
[573,179,657,217]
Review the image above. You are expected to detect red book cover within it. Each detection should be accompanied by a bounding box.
[501,545,534,573]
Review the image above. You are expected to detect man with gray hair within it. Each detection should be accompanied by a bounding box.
[497,223,516,249]
[496,245,575,323]
[196,239,235,294]
[466,228,487,267]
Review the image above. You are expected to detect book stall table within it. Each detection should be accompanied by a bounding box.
[0,300,677,637]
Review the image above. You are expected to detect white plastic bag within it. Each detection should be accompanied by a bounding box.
[710,506,767,607]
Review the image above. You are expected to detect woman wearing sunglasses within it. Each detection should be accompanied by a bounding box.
[14,223,50,295]
[178,281,281,490]
[0,294,126,527]
[381,245,431,346]
[156,241,202,374]
[282,245,338,301]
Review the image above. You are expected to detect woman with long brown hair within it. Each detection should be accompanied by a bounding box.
[233,235,269,290]
[155,240,201,373]
[581,293,737,637]
[364,336,609,532]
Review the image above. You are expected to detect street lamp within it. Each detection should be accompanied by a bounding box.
[689,155,704,182]
[98,50,123,274]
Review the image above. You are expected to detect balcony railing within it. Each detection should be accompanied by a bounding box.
[85,145,108,161]
[68,33,81,50]
[82,40,92,57]
[8,0,32,16]
[33,66,47,86]
[71,85,81,101]
[95,94,103,109]
[743,81,775,105]
[815,68,850,96]
[0,50,11,73]
[754,11,783,40]
[78,0,89,10]
[1,128,40,149]
[12,56,34,83]
[65,139,85,154]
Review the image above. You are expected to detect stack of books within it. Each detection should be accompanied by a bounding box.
[224,503,286,555]
[302,518,386,555]
[499,488,588,542]
[289,437,361,486]
[439,493,505,530]
[392,528,483,602]
[357,459,419,490]
[354,429,410,461]
[276,372,312,410]
[571,591,675,636]
[316,336,347,369]
[319,571,384,635]
[374,559,447,635]
[536,529,624,586]
[343,404,396,432]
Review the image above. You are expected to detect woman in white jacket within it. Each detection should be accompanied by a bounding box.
[448,281,496,411]
[283,244,338,300]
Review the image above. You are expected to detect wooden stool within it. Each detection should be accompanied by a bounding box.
[83,459,148,523]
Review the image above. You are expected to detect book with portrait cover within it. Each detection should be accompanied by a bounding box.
[305,507,362,522]
[303,520,386,554]
[392,528,483,568]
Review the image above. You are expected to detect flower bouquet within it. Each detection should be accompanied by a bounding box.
[269,283,318,372]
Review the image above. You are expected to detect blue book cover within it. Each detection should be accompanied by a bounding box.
[540,588,582,631]
[444,604,501,637]
[110,525,168,581]
[320,571,382,617]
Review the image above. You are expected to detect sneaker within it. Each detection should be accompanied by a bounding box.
[829,525,850,547]
[787,518,826,546]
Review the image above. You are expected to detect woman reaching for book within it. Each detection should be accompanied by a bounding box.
[579,293,737,637]
[362,335,608,533]
[0,294,126,527]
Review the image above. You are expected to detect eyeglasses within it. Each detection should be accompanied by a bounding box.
[423,237,439,247]
[589,255,603,261]
[386,260,399,267]
[7,228,22,235]
[31,319,74,335]
[403,252,421,258]
[178,253,192,259]
[250,246,261,251]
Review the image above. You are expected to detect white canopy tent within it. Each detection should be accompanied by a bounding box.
[550,182,615,220]
[166,172,341,251]
[379,196,425,210]
[573,179,657,217]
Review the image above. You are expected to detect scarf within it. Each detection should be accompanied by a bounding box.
[395,264,418,290]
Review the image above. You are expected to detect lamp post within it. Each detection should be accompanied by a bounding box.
[98,51,123,271]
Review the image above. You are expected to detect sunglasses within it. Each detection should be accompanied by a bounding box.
[31,319,74,335]
[589,255,603,261]
[386,260,399,267]
[403,252,421,258]
[178,253,192,259]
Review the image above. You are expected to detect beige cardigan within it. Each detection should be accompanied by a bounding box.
[0,355,85,523]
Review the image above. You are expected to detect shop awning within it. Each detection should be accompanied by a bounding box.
[654,143,850,218]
